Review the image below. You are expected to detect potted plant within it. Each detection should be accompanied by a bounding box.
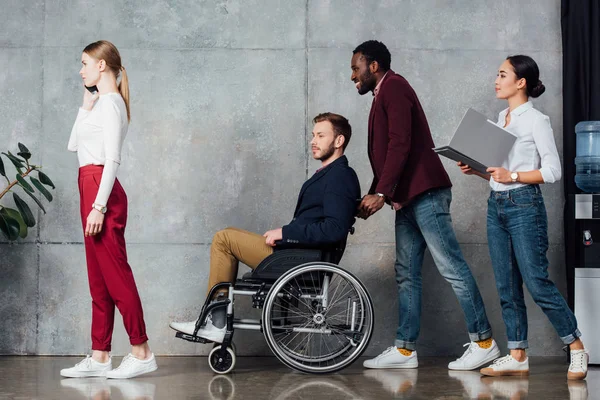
[0,143,55,240]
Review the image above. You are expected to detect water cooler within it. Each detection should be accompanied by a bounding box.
[572,121,600,364]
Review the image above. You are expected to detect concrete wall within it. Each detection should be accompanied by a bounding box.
[0,0,568,357]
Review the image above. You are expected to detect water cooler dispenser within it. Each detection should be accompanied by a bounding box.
[573,121,600,364]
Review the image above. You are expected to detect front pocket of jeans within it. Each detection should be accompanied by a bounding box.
[509,193,536,207]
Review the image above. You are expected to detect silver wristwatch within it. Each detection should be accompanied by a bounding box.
[92,203,107,214]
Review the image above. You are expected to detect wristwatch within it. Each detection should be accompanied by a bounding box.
[376,193,386,199]
[92,203,107,214]
[510,172,519,183]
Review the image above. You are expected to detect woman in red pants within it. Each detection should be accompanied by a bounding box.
[60,40,157,379]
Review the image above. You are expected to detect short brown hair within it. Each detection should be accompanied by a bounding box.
[313,112,352,150]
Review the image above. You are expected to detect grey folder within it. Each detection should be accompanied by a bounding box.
[434,108,517,175]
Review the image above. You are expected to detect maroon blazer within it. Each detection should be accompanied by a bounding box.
[368,70,451,205]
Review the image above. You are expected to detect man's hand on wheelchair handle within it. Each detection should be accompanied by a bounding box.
[359,194,385,219]
[263,228,283,247]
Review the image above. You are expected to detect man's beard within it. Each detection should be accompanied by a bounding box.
[358,70,376,95]
[316,143,336,162]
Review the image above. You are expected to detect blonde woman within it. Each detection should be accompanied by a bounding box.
[61,40,157,379]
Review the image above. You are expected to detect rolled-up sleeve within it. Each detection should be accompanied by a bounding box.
[532,115,562,183]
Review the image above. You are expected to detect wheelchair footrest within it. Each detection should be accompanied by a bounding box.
[175,331,212,344]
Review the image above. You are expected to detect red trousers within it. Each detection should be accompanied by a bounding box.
[78,165,148,351]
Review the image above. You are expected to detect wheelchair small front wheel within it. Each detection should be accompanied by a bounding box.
[208,345,236,374]
[213,341,237,354]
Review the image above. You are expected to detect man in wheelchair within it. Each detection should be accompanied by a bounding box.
[169,112,361,344]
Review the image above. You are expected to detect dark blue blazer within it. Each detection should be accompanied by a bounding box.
[280,155,360,248]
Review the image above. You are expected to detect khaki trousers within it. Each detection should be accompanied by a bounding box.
[208,227,274,294]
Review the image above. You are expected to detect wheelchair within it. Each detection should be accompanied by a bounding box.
[175,231,374,375]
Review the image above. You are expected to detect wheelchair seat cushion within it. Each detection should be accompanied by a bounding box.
[243,249,323,282]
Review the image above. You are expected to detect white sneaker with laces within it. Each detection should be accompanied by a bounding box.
[480,354,529,377]
[568,349,589,380]
[448,340,501,370]
[363,347,418,369]
[106,353,158,379]
[60,356,112,378]
[170,313,226,343]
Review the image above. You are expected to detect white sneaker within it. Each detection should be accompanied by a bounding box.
[480,354,529,377]
[568,349,589,380]
[448,340,501,370]
[106,353,158,379]
[363,347,418,369]
[60,356,112,378]
[170,314,226,343]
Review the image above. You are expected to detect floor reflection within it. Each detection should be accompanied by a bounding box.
[60,378,156,400]
[362,369,418,397]
[3,356,594,400]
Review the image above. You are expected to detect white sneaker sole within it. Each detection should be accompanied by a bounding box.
[448,348,502,371]
[363,361,418,369]
[480,368,529,377]
[106,362,158,379]
[567,371,588,380]
[60,369,111,378]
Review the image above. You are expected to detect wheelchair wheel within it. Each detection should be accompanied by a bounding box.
[208,345,236,374]
[262,262,374,374]
[213,341,237,354]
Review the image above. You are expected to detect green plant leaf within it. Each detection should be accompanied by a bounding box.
[17,151,31,160]
[0,210,21,241]
[38,171,55,189]
[13,193,36,227]
[1,207,28,238]
[21,189,46,214]
[0,154,5,177]
[30,177,52,202]
[2,152,24,169]
[16,174,34,192]
[18,143,30,154]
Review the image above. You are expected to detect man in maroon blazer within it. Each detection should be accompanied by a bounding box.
[351,40,498,371]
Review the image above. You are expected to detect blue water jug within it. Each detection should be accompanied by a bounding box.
[575,121,600,193]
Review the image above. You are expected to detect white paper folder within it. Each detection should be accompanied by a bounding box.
[434,108,517,175]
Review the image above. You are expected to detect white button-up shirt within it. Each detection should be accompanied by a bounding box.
[490,101,562,191]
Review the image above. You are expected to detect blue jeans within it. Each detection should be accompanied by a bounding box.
[487,184,580,349]
[394,188,492,350]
